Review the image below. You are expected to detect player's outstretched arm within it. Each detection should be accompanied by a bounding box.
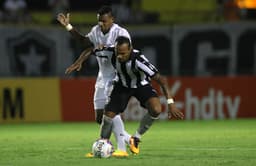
[57,13,93,48]
[152,73,184,120]
[65,48,93,74]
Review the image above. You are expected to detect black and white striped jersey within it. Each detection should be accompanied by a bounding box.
[94,46,158,88]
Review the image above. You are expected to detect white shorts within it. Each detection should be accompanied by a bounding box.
[93,80,113,110]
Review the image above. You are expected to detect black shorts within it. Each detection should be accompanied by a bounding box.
[105,83,158,114]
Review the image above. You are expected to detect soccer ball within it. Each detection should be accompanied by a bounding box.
[92,139,114,158]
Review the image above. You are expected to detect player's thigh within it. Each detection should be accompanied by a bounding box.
[134,85,161,116]
[105,84,131,114]
[134,85,158,107]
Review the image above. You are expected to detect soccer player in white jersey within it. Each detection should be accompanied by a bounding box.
[57,6,133,157]
[98,36,184,154]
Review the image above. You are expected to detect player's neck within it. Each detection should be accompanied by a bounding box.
[102,24,114,35]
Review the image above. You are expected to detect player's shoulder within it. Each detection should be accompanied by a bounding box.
[113,23,127,30]
[133,49,142,55]
[112,24,129,33]
[133,49,151,63]
[90,24,100,33]
[131,49,143,60]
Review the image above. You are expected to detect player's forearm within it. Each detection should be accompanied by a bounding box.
[157,77,177,109]
[64,23,93,48]
[160,82,172,100]
[68,28,93,48]
[75,48,93,64]
[153,74,173,99]
[68,28,85,42]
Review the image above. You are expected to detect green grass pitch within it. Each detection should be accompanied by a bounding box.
[0,119,256,166]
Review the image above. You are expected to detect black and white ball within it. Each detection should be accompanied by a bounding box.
[92,139,114,158]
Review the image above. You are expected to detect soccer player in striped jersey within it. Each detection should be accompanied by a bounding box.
[57,6,132,157]
[99,36,184,154]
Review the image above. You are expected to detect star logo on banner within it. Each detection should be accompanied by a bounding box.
[19,45,46,76]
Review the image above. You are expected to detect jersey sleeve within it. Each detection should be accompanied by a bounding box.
[86,26,97,47]
[136,54,158,77]
[118,28,131,42]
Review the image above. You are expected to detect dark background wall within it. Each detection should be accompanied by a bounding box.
[0,0,127,11]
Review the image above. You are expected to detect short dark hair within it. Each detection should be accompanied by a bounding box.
[98,6,113,16]
[115,36,131,49]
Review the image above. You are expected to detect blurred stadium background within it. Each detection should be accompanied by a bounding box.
[0,0,255,122]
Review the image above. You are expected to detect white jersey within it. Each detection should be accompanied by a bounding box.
[86,23,131,88]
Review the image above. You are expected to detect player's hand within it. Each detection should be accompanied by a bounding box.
[57,13,70,26]
[65,62,82,74]
[168,104,184,120]
[95,44,105,50]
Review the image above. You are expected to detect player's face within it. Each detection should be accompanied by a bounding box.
[97,13,114,34]
[116,43,131,63]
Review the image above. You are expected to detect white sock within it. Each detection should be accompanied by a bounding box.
[134,131,142,139]
[123,130,131,145]
[112,114,128,151]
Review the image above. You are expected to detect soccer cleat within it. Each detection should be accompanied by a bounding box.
[112,150,129,157]
[85,152,94,158]
[129,136,140,154]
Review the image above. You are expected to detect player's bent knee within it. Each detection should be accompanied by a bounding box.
[150,111,161,118]
[148,105,162,118]
[104,110,116,118]
[146,97,162,115]
[153,104,162,113]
